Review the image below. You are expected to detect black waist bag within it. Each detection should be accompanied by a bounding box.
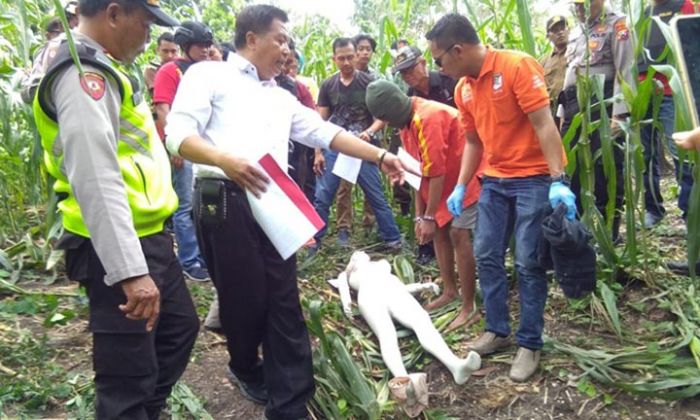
[539,204,597,299]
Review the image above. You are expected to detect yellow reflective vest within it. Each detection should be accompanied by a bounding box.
[33,43,177,238]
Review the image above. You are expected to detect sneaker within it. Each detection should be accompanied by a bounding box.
[337,228,350,247]
[467,331,512,356]
[382,240,402,253]
[184,266,210,282]
[509,347,540,382]
[227,368,268,405]
[643,212,663,229]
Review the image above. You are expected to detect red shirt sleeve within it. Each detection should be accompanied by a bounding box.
[513,56,550,114]
[681,1,696,13]
[152,62,181,106]
[295,81,316,110]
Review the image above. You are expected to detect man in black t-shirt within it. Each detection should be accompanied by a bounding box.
[393,45,457,107]
[312,38,401,251]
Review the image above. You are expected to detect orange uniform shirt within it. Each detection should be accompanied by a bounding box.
[455,47,565,178]
[399,98,485,228]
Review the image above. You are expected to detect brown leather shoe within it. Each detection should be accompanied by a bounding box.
[467,331,511,356]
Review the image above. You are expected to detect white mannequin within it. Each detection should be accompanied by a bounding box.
[329,251,481,385]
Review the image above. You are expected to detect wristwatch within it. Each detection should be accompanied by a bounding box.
[551,173,570,186]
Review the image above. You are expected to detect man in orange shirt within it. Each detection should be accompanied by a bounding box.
[427,13,575,382]
[366,80,484,330]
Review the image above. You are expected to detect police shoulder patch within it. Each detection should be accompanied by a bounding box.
[80,72,106,101]
[614,19,630,41]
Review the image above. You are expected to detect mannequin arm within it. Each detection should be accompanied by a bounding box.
[405,282,440,296]
[329,272,354,318]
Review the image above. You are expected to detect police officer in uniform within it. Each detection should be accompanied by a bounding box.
[33,1,199,418]
[561,0,635,240]
[540,15,570,124]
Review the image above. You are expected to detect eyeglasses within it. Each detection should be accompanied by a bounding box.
[433,44,456,67]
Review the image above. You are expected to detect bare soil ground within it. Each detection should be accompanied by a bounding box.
[4,177,700,419]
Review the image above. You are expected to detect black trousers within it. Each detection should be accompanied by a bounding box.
[561,84,624,238]
[288,142,317,205]
[64,231,199,420]
[193,178,315,420]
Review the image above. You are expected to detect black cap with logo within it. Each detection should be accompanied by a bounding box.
[392,46,422,74]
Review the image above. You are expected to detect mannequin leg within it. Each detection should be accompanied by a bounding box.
[390,295,480,384]
[359,300,408,378]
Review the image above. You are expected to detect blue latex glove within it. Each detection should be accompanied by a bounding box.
[549,181,577,220]
[447,184,466,218]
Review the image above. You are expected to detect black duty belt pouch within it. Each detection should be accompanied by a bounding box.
[198,178,225,227]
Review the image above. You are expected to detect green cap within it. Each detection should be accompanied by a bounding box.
[365,80,412,128]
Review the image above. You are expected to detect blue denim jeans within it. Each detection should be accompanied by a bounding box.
[173,160,205,270]
[313,150,400,243]
[474,176,550,350]
[642,95,693,218]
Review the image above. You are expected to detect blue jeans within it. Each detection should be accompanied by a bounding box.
[642,95,693,218]
[173,160,205,270]
[474,176,550,350]
[314,150,400,243]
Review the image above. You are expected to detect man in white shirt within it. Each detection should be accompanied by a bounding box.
[165,5,410,420]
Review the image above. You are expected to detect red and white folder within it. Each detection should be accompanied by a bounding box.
[246,154,325,260]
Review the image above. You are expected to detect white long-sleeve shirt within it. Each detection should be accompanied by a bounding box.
[165,54,343,178]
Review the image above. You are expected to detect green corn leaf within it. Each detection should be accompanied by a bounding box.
[689,336,700,371]
[598,282,622,338]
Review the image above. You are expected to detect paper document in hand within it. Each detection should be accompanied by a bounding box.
[246,154,325,260]
[397,147,422,190]
[332,153,363,184]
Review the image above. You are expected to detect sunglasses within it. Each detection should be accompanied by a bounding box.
[433,44,456,67]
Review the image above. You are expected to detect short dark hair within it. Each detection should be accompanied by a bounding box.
[220,41,235,60]
[353,34,376,51]
[332,37,354,54]
[234,4,289,50]
[426,13,480,49]
[79,0,138,17]
[157,32,174,45]
[45,17,62,34]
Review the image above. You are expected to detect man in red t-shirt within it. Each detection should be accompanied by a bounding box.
[427,13,575,382]
[367,80,486,330]
[144,32,178,99]
[153,21,213,282]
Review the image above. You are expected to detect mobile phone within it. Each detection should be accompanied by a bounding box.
[671,14,700,127]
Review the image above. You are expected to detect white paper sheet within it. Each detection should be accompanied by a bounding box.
[332,153,363,184]
[246,154,325,260]
[398,147,422,190]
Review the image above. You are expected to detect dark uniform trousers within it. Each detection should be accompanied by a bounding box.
[193,178,315,420]
[560,82,624,239]
[64,231,200,420]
